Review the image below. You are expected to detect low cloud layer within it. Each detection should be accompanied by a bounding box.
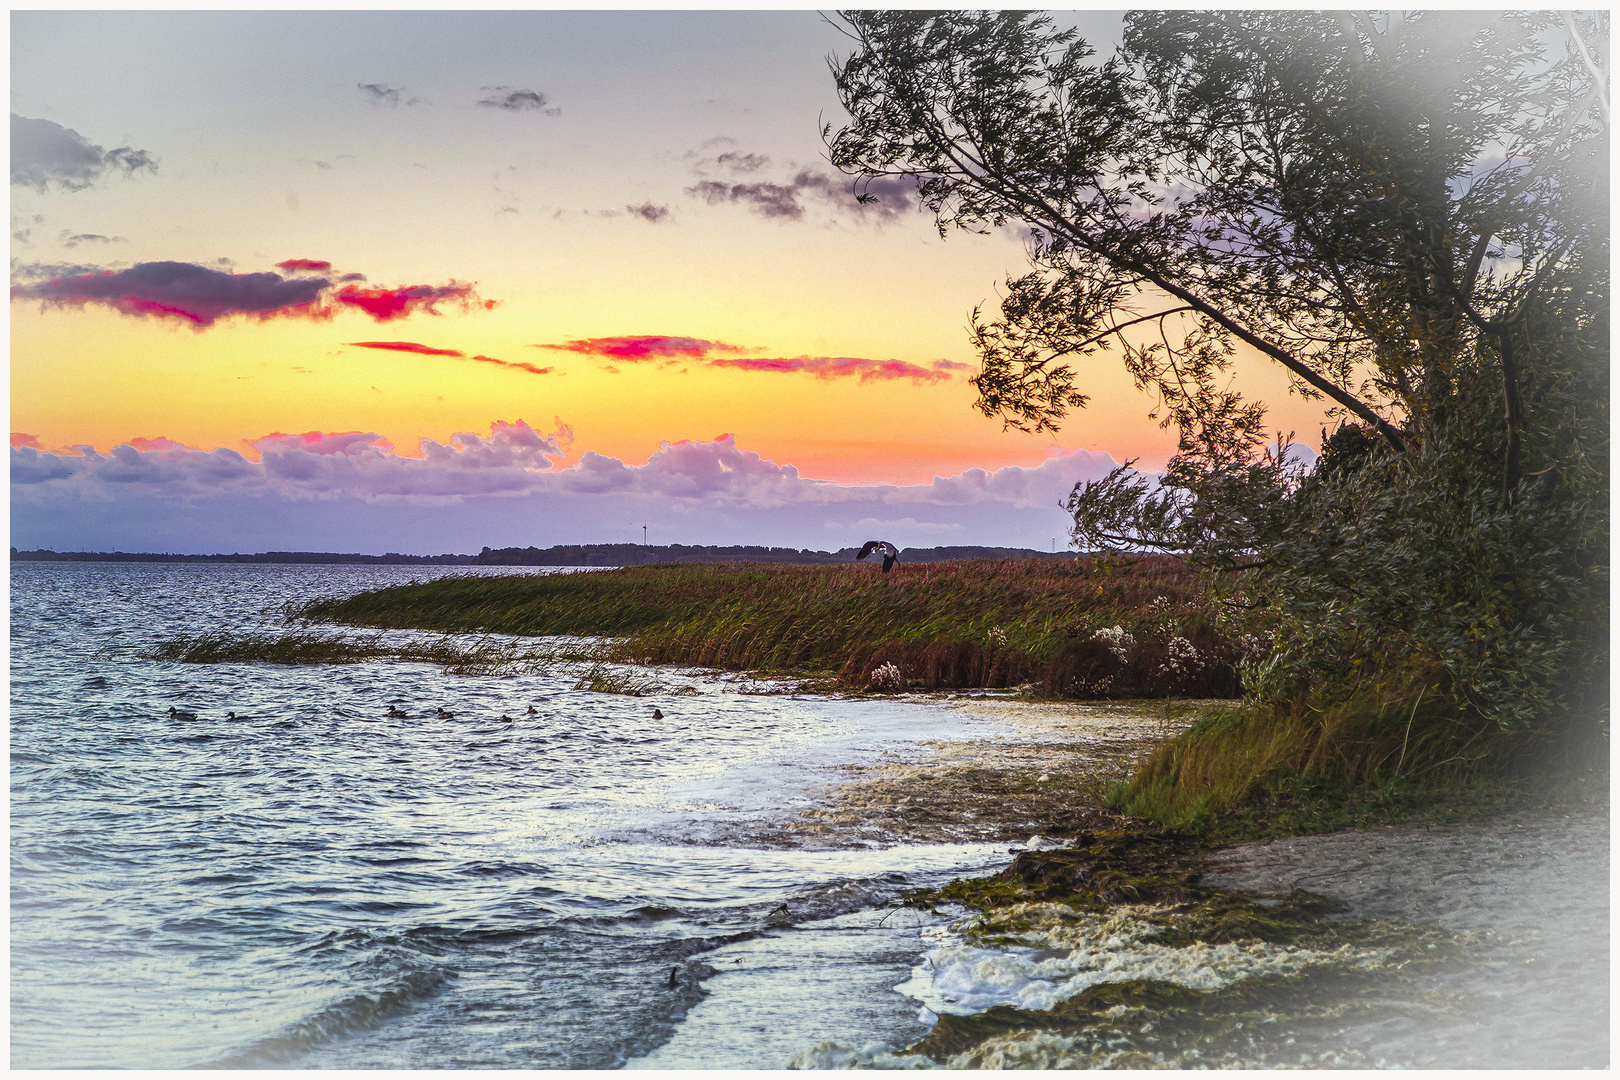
[11,260,490,329]
[12,429,1121,554]
[11,114,157,193]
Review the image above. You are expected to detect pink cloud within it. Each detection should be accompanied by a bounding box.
[11,433,41,449]
[333,282,490,321]
[709,355,952,382]
[127,435,193,452]
[349,340,465,357]
[347,340,553,375]
[252,431,395,457]
[532,335,747,361]
[11,260,494,329]
[530,334,969,383]
[276,258,333,272]
[470,354,553,376]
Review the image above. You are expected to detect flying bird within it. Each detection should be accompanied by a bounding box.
[857,540,899,574]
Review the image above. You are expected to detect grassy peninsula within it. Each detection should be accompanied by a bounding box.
[293,556,1245,696]
[288,555,1604,838]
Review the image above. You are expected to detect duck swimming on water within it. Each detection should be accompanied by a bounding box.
[387,705,408,718]
[167,706,198,721]
[436,708,454,719]
[526,705,538,715]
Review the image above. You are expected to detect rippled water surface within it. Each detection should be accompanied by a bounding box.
[11,563,1010,1068]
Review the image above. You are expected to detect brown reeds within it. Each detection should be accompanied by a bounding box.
[291,556,1253,696]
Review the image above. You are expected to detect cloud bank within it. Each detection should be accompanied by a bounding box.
[11,114,156,193]
[11,260,490,329]
[11,429,1120,553]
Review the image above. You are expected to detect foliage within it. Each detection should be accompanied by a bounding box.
[829,10,1608,733]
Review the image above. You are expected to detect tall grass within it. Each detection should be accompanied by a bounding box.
[1109,670,1608,838]
[292,557,1249,695]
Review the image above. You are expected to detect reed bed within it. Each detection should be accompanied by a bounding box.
[143,630,585,676]
[291,556,1247,695]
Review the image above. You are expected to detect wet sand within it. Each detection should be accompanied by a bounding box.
[761,696,1195,847]
[782,694,1610,1068]
[1203,809,1610,1068]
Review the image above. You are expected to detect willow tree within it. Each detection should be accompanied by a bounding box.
[829,11,1608,729]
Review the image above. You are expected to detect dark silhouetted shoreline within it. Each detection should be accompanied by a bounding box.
[11,543,1076,567]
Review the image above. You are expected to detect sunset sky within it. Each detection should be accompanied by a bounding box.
[11,10,1328,554]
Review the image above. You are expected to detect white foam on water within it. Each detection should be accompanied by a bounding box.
[787,1039,937,1070]
[894,902,1391,1016]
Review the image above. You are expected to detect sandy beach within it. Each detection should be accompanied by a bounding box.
[758,696,1197,848]
[1203,809,1610,1068]
[782,694,1611,1069]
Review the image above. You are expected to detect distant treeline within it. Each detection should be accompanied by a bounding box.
[12,543,1075,566]
[10,548,477,565]
[471,544,1075,566]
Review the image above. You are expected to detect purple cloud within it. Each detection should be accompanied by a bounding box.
[13,429,1120,514]
[478,87,560,115]
[12,260,492,329]
[687,167,913,222]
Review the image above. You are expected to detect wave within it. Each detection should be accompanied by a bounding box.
[200,967,450,1068]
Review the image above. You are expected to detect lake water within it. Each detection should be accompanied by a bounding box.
[9,562,1014,1068]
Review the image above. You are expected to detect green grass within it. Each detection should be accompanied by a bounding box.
[291,556,1249,694]
[1106,673,1609,842]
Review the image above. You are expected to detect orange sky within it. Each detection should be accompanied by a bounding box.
[11,11,1335,490]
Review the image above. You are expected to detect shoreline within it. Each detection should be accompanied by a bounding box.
[755,695,1198,848]
[768,693,1610,1069]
